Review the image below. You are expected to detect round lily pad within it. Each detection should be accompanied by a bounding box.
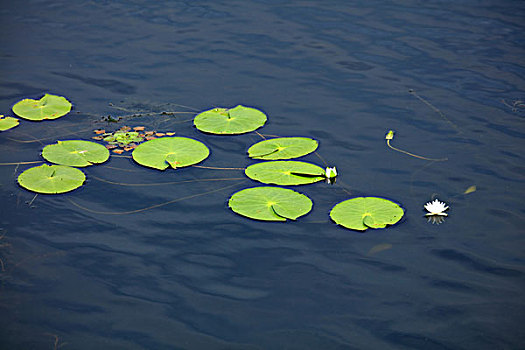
[330,197,404,231]
[12,94,72,121]
[0,115,19,131]
[245,161,324,185]
[42,140,110,167]
[132,136,209,170]
[18,164,86,194]
[194,105,267,134]
[248,137,318,160]
[228,186,313,221]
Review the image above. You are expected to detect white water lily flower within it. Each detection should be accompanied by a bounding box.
[325,166,337,179]
[424,199,449,216]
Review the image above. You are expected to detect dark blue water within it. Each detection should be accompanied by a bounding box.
[1,1,524,349]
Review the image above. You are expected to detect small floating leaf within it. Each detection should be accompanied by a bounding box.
[330,197,404,231]
[463,185,476,194]
[245,161,324,185]
[12,94,72,121]
[132,136,209,170]
[42,140,110,167]
[194,105,267,134]
[0,115,19,131]
[228,186,312,221]
[18,164,85,194]
[248,137,318,160]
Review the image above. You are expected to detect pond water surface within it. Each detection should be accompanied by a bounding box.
[1,1,524,349]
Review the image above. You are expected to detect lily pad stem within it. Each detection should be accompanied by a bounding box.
[0,160,43,166]
[192,165,245,170]
[386,130,447,162]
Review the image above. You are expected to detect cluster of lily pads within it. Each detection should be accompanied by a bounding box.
[3,93,406,231]
[92,126,176,153]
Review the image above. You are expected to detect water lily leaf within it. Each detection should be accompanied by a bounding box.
[12,94,72,121]
[42,140,110,167]
[228,186,312,221]
[0,115,19,131]
[132,136,209,170]
[463,185,476,194]
[18,164,86,194]
[194,105,267,134]
[248,137,318,160]
[330,197,404,231]
[245,161,324,185]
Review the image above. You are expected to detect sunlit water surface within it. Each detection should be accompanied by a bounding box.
[1,1,524,349]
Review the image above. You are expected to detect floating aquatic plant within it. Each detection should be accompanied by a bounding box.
[228,186,313,221]
[103,130,143,145]
[330,197,404,231]
[92,126,177,153]
[245,161,325,186]
[4,95,415,233]
[18,164,86,194]
[12,94,72,121]
[132,136,209,170]
[42,140,110,167]
[0,115,19,131]
[248,137,318,160]
[194,105,267,134]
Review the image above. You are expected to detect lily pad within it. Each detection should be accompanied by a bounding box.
[245,161,324,185]
[330,197,404,231]
[132,136,209,170]
[42,140,110,167]
[228,186,312,221]
[248,137,319,160]
[12,94,72,121]
[18,164,86,194]
[0,115,19,131]
[194,105,267,134]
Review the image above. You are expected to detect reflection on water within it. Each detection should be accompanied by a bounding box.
[1,0,525,349]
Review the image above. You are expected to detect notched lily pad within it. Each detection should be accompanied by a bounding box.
[0,115,19,131]
[194,105,267,134]
[245,161,324,185]
[132,136,209,170]
[248,137,318,160]
[330,197,404,231]
[12,94,72,121]
[18,164,86,194]
[42,140,110,167]
[229,186,313,222]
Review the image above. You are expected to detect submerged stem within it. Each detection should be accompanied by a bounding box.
[67,180,245,215]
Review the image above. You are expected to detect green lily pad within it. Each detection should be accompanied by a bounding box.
[132,136,209,170]
[18,164,86,194]
[245,161,324,185]
[194,105,267,134]
[42,140,110,167]
[228,186,313,221]
[0,115,19,131]
[248,137,318,160]
[330,197,404,231]
[12,94,72,121]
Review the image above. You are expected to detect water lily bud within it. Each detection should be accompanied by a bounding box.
[325,166,337,178]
